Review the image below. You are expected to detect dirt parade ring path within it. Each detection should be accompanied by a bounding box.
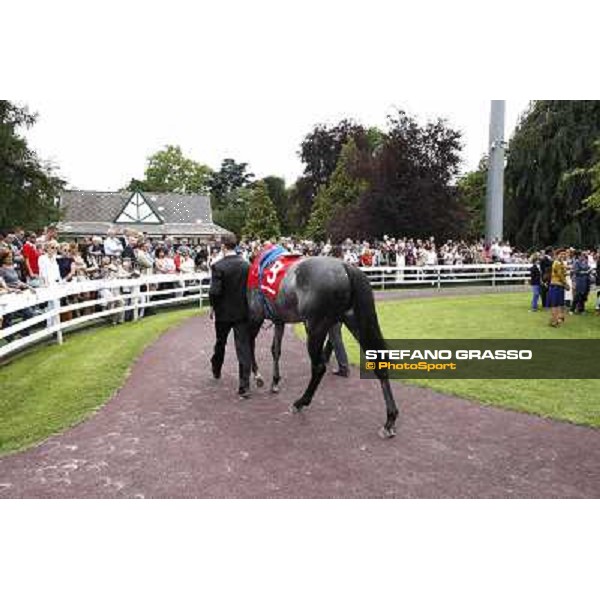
[1,313,599,498]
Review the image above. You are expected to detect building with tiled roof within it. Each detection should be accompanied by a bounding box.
[57,190,232,241]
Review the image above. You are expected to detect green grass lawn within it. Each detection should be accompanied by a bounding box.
[341,293,600,428]
[0,308,200,456]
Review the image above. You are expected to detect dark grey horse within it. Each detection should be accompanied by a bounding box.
[248,255,399,438]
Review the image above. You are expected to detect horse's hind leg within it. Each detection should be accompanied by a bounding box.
[375,376,398,438]
[342,312,398,438]
[271,321,285,393]
[249,320,265,388]
[292,319,331,412]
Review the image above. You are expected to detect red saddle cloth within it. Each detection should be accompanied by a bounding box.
[248,251,302,302]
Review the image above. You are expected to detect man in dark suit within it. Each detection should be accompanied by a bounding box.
[209,235,252,398]
[539,246,554,309]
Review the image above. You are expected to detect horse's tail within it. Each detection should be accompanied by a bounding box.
[342,262,387,353]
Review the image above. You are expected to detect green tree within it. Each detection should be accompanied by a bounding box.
[127,145,212,194]
[576,140,600,210]
[261,176,290,234]
[300,119,365,194]
[505,101,600,247]
[0,101,64,230]
[212,188,251,237]
[456,156,487,239]
[289,121,382,232]
[290,120,368,230]
[305,139,368,241]
[242,181,280,240]
[209,158,254,209]
[286,176,314,233]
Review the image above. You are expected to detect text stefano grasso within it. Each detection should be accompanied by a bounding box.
[364,349,533,360]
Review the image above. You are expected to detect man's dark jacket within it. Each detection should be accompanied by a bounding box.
[540,255,553,284]
[209,254,249,322]
[530,263,541,286]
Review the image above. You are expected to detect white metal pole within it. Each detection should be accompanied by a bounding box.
[485,100,506,242]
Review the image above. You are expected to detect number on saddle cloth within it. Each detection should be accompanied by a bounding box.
[252,245,289,319]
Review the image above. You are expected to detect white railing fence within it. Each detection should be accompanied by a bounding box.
[0,272,211,359]
[361,262,531,289]
[0,263,530,360]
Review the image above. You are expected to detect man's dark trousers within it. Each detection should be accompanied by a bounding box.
[540,255,553,308]
[540,283,549,309]
[323,322,349,371]
[211,319,251,390]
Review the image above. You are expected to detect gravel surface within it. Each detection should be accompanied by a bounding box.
[0,311,598,498]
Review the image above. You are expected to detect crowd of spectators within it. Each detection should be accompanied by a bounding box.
[0,227,208,283]
[248,236,525,267]
[0,227,535,284]
[529,247,600,323]
[0,229,527,296]
[2,225,600,340]
[0,226,211,337]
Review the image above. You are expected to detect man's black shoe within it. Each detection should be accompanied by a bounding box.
[332,367,349,378]
[238,388,251,400]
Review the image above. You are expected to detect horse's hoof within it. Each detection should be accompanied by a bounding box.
[271,384,279,394]
[255,375,265,388]
[378,426,396,439]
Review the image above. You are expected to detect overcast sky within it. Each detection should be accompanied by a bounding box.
[6,0,592,193]
[22,98,529,191]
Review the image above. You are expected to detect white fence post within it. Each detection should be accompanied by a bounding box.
[132,283,140,321]
[50,297,63,345]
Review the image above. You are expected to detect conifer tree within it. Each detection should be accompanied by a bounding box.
[243,181,281,240]
[305,139,367,241]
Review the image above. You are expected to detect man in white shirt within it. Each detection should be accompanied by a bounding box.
[104,230,124,258]
[491,239,501,262]
[587,251,597,272]
[425,248,438,266]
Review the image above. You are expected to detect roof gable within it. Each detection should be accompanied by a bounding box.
[115,191,163,224]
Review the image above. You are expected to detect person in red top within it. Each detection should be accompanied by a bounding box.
[22,232,41,279]
[359,243,374,267]
[174,249,182,272]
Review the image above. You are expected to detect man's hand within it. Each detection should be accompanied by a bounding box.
[209,308,215,320]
